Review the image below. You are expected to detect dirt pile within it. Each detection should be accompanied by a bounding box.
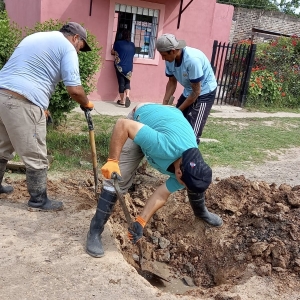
[109,173,300,294]
[2,170,300,298]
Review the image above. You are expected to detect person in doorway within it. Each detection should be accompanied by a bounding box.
[156,33,217,144]
[86,103,222,258]
[111,29,135,108]
[0,22,94,211]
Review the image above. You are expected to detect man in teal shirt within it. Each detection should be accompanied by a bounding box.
[86,103,222,258]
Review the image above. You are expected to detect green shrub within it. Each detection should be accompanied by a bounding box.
[247,69,282,107]
[24,19,102,125]
[246,35,300,109]
[0,0,5,12]
[0,10,22,69]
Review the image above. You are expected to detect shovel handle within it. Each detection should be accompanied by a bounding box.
[83,109,98,199]
[112,173,133,227]
[83,108,94,131]
[112,172,144,268]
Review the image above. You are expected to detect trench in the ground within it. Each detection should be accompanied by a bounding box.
[110,175,300,294]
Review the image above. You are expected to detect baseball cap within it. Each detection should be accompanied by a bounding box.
[62,22,91,52]
[156,33,186,52]
[181,148,212,193]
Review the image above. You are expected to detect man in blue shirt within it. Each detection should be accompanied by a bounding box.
[156,34,217,144]
[0,22,94,211]
[86,103,222,258]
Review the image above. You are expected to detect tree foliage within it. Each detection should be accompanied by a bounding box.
[0,10,22,69]
[217,0,300,15]
[0,0,5,12]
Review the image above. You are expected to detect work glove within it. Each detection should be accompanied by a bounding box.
[80,101,94,111]
[101,159,121,179]
[128,216,146,244]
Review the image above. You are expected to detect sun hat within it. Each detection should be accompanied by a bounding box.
[156,33,186,52]
[181,148,212,193]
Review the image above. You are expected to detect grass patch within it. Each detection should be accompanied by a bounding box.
[12,112,298,172]
[46,112,120,171]
[200,117,300,168]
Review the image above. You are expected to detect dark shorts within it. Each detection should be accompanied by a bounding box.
[176,89,216,144]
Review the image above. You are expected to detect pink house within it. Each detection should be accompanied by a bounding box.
[5,0,233,103]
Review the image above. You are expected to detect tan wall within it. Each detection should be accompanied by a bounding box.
[231,7,300,43]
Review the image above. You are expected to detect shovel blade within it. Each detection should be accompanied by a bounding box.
[139,260,170,282]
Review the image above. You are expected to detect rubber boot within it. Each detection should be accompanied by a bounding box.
[188,191,223,227]
[26,168,63,211]
[0,159,13,194]
[86,189,118,258]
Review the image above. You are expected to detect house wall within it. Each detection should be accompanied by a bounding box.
[5,0,233,103]
[212,3,234,45]
[5,0,41,28]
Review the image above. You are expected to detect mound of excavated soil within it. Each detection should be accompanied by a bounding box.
[2,168,300,299]
[105,171,300,297]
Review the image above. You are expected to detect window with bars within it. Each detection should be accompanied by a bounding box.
[113,4,159,59]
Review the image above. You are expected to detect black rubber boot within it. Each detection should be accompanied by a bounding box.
[26,168,63,211]
[188,191,223,227]
[86,189,117,258]
[0,159,13,194]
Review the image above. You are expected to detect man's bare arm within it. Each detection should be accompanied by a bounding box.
[162,76,177,105]
[139,183,171,223]
[177,82,201,111]
[66,85,89,107]
[108,118,144,161]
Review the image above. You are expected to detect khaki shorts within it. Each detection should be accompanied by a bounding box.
[103,109,144,194]
[0,92,48,169]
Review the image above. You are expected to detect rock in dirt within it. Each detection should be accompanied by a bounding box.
[215,292,241,300]
[286,190,300,207]
[182,276,195,286]
[256,263,272,276]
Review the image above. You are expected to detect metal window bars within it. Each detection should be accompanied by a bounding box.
[114,4,159,59]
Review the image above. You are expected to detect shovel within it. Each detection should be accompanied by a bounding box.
[112,173,170,282]
[82,107,98,200]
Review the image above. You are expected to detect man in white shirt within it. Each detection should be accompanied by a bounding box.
[0,22,94,211]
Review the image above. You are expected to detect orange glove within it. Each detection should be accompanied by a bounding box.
[44,110,53,125]
[128,216,146,244]
[101,159,121,179]
[80,101,94,111]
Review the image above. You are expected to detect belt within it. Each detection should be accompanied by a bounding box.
[0,89,28,101]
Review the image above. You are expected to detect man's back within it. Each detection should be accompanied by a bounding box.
[133,104,197,175]
[0,31,80,109]
[165,46,217,96]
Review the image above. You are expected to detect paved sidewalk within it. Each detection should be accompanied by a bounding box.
[73,100,137,116]
[74,101,300,118]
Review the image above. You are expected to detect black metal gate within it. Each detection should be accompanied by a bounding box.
[210,40,256,106]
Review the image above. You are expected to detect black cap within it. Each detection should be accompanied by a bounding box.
[62,22,91,52]
[181,148,212,193]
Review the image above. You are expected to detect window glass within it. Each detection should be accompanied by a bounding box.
[114,4,159,59]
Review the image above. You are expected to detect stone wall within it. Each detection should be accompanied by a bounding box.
[230,7,300,43]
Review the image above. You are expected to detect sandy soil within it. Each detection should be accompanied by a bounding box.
[0,146,299,300]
